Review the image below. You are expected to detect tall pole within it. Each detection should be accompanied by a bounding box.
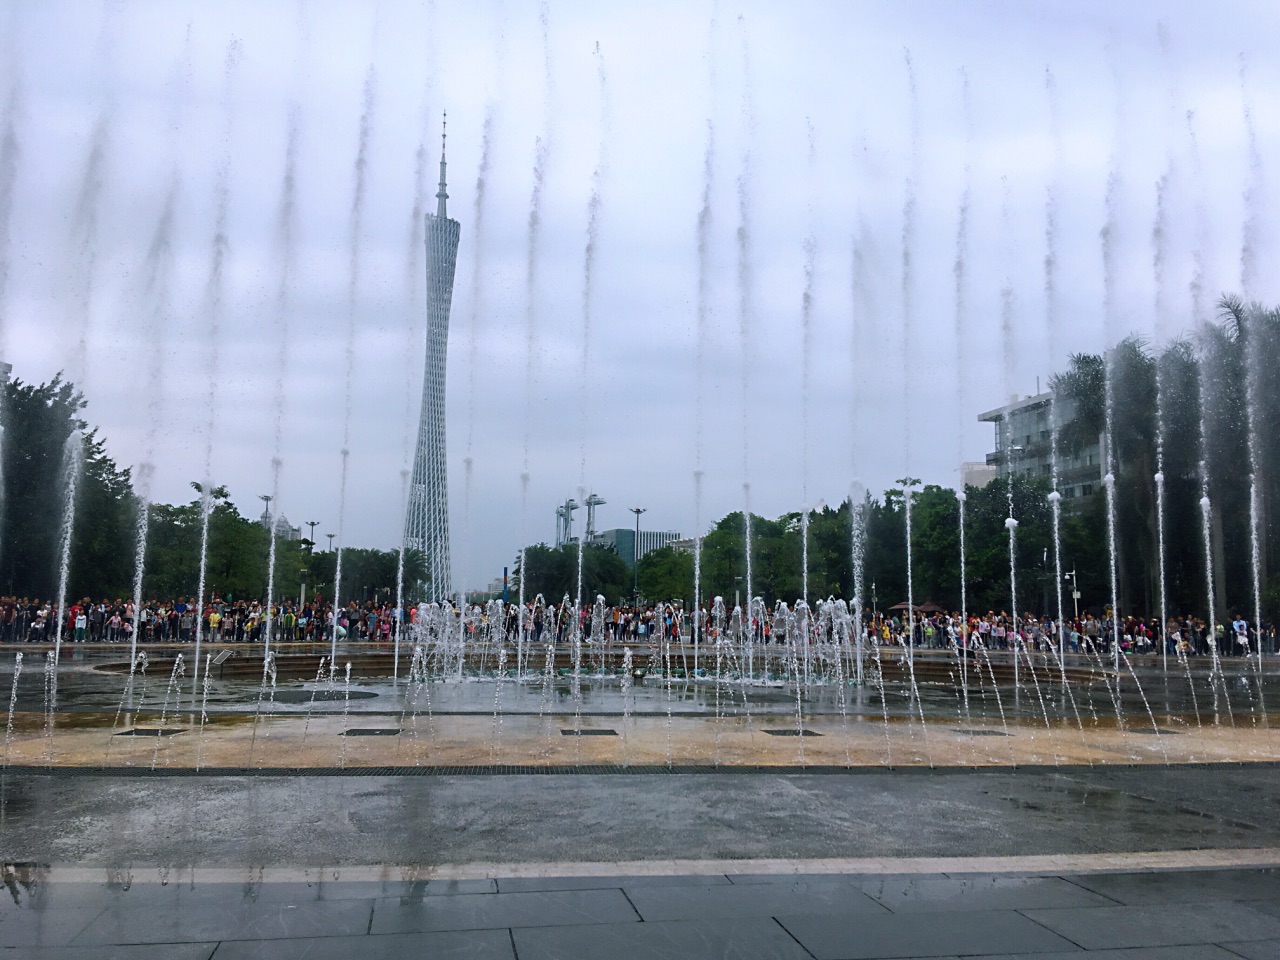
[630,507,646,602]
[307,520,319,545]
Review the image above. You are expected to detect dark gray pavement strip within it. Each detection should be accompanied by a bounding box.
[1020,902,1280,951]
[205,930,516,959]
[979,948,1248,960]
[1220,940,1280,960]
[1064,868,1280,905]
[6,766,1280,868]
[368,888,639,935]
[0,946,218,960]
[5,872,1280,957]
[68,897,376,946]
[621,878,888,922]
[0,903,108,947]
[511,917,815,960]
[849,874,1117,912]
[775,908,1078,958]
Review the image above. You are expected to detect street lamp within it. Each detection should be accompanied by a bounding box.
[1063,568,1080,621]
[629,507,646,602]
[306,520,319,546]
[327,533,335,553]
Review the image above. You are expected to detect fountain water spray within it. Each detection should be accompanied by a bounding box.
[0,64,17,543]
[394,468,409,682]
[4,652,22,802]
[191,41,240,698]
[332,65,377,661]
[1101,164,1123,670]
[1045,66,1067,678]
[1238,63,1266,676]
[52,432,83,673]
[693,470,704,673]
[999,174,1018,687]
[150,654,185,771]
[195,653,211,770]
[899,49,921,672]
[263,102,301,660]
[459,111,495,604]
[129,463,153,663]
[0,37,20,365]
[577,44,609,478]
[953,68,973,681]
[799,120,817,605]
[736,19,756,609]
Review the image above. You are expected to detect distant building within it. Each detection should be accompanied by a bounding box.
[669,537,699,555]
[960,461,998,490]
[259,511,302,541]
[589,528,682,570]
[978,390,1103,507]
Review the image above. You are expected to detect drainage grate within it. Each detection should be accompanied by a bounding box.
[341,728,402,737]
[560,729,618,736]
[114,728,185,737]
[764,729,822,737]
[1128,728,1181,735]
[955,729,1011,737]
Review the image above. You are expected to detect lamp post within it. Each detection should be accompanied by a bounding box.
[629,507,646,603]
[1064,568,1080,622]
[327,533,335,553]
[306,520,319,546]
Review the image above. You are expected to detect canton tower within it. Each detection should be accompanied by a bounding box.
[406,122,461,600]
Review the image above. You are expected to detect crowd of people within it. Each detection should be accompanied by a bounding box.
[869,610,1278,657]
[0,597,405,646]
[0,595,1274,657]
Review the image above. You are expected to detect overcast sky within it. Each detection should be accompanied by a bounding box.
[0,0,1276,590]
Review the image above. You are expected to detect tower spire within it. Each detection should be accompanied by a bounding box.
[435,112,449,218]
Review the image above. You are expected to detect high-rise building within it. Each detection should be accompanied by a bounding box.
[978,389,1103,509]
[405,123,461,600]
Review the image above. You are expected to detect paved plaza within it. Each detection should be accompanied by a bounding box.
[4,861,1280,958]
[4,763,1280,957]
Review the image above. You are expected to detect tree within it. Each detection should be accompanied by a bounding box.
[515,543,630,605]
[636,545,694,602]
[0,374,136,600]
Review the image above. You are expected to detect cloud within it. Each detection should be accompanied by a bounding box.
[1,0,1276,589]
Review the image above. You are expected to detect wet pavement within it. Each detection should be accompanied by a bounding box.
[4,863,1280,958]
[4,646,1279,956]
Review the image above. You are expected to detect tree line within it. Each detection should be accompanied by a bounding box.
[0,374,419,605]
[520,297,1280,622]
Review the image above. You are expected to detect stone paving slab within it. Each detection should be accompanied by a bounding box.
[1020,902,1280,950]
[511,917,815,960]
[775,906,1079,958]
[980,948,1246,960]
[7,868,1280,956]
[206,929,516,959]
[1065,869,1280,906]
[850,874,1117,912]
[69,896,376,946]
[368,887,639,935]
[1219,940,1280,960]
[0,946,218,960]
[623,878,888,922]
